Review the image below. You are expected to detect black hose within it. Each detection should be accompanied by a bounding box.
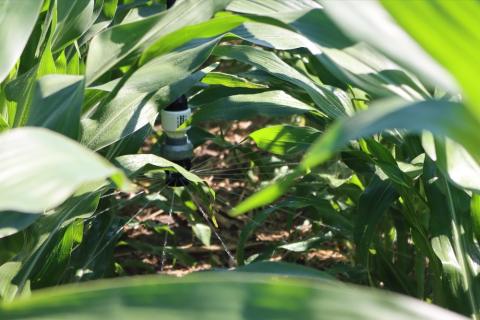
[163,0,192,187]
[166,0,176,9]
[165,95,188,111]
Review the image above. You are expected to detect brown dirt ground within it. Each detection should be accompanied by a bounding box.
[114,121,348,277]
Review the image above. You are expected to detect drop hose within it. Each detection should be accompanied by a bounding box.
[160,0,195,186]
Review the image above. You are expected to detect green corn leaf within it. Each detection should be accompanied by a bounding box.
[229,0,430,101]
[354,177,397,265]
[10,43,61,128]
[423,159,480,317]
[0,262,29,302]
[381,0,480,120]
[0,0,43,82]
[233,261,333,279]
[228,0,320,15]
[81,39,218,151]
[471,194,480,241]
[228,22,318,52]
[33,221,84,288]
[321,0,457,94]
[0,127,127,213]
[422,134,480,193]
[0,272,467,320]
[9,190,103,295]
[0,116,9,133]
[232,99,480,215]
[86,0,231,84]
[214,45,352,118]
[365,139,414,189]
[102,0,118,19]
[139,13,248,65]
[192,223,211,247]
[27,75,84,139]
[236,206,277,265]
[114,154,203,185]
[250,125,320,156]
[52,0,101,52]
[0,212,39,239]
[193,90,316,123]
[201,72,267,89]
[279,236,328,253]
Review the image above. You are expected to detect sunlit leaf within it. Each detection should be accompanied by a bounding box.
[381,0,480,118]
[250,125,320,155]
[201,72,267,89]
[192,223,211,247]
[0,128,126,213]
[115,154,203,184]
[0,0,43,82]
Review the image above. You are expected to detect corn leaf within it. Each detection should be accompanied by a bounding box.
[0,272,467,320]
[81,39,218,151]
[27,75,84,139]
[0,0,43,82]
[0,128,126,213]
[86,0,231,84]
[193,90,316,123]
[250,125,320,156]
[381,0,480,119]
[232,99,480,215]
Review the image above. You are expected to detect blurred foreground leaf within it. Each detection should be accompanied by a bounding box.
[0,272,466,320]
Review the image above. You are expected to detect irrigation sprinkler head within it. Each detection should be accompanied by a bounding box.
[161,95,193,187]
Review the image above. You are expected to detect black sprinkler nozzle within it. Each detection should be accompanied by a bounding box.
[166,0,176,9]
[166,159,192,187]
